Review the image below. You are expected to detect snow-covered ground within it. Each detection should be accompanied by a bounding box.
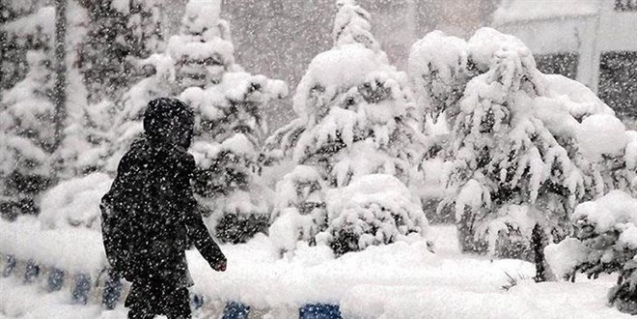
[0,225,631,319]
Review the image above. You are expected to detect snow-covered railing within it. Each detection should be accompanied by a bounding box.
[0,219,346,318]
[0,219,122,308]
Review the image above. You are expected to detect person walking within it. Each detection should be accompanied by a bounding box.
[101,97,226,319]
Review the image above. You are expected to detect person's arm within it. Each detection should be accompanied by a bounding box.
[177,153,227,272]
[184,205,227,271]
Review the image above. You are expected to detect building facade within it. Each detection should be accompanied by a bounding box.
[494,0,637,118]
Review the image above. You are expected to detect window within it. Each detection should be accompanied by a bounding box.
[598,51,637,119]
[534,53,579,80]
[615,0,637,11]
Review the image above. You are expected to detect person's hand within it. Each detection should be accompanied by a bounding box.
[212,259,227,272]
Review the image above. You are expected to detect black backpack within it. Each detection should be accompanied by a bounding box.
[100,150,158,280]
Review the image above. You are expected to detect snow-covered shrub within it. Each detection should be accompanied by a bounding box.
[267,0,428,255]
[39,173,113,230]
[545,191,637,315]
[321,174,429,256]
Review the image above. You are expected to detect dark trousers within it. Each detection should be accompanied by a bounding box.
[126,280,191,319]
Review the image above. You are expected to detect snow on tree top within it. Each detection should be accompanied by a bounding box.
[494,0,601,25]
[183,0,222,32]
[467,27,530,73]
[332,0,379,52]
[293,45,392,119]
[409,31,468,89]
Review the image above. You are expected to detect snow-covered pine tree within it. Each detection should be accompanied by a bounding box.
[77,0,164,103]
[267,0,428,256]
[437,28,630,280]
[171,0,288,243]
[0,50,55,216]
[0,2,56,218]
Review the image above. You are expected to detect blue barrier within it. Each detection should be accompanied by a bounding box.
[24,260,40,283]
[222,301,250,319]
[2,255,16,277]
[1,256,348,317]
[48,268,65,291]
[190,293,204,310]
[299,304,343,319]
[102,271,122,310]
[72,273,91,304]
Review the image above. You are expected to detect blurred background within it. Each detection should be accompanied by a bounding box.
[2,0,636,128]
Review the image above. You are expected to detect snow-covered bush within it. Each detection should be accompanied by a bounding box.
[267,0,428,255]
[39,173,113,230]
[321,174,429,256]
[545,191,637,315]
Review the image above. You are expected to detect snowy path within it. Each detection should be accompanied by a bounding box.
[0,225,632,318]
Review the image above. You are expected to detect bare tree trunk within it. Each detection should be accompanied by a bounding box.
[532,223,548,282]
[53,0,67,151]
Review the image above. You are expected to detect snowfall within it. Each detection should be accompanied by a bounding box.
[2,0,637,318]
[0,218,631,319]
